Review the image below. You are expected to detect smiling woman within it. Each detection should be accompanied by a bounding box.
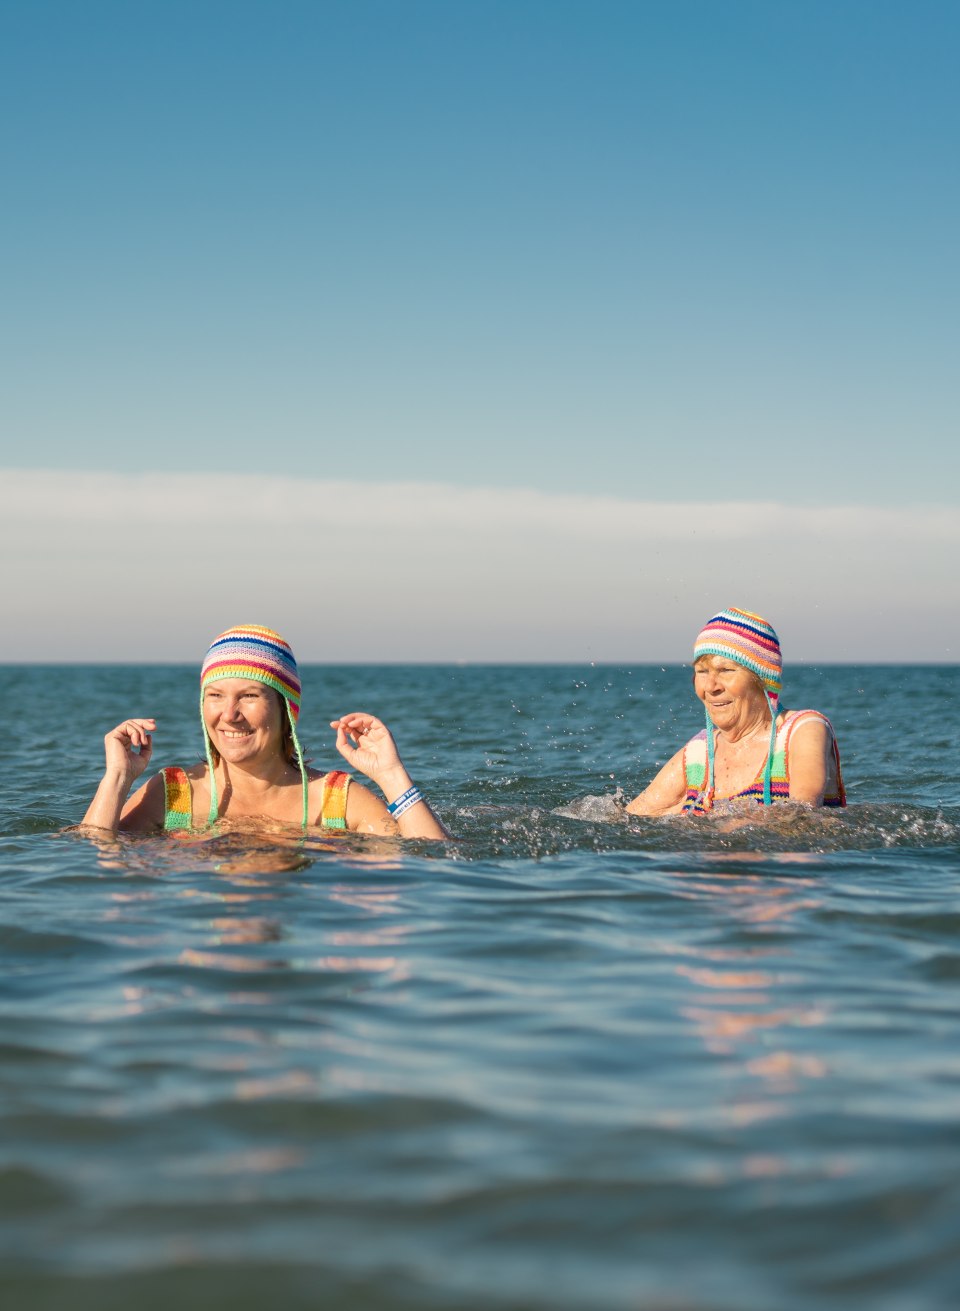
[626,608,846,817]
[80,624,449,839]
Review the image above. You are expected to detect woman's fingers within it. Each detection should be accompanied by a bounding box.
[102,718,156,784]
[124,720,154,746]
[108,718,156,753]
[331,713,379,731]
[330,713,384,747]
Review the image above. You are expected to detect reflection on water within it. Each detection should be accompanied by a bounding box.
[652,868,831,1125]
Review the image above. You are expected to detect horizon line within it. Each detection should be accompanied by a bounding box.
[2,659,956,668]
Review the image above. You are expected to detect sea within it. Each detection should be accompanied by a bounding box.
[1,662,959,1311]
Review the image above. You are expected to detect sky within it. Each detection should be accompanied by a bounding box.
[2,0,958,661]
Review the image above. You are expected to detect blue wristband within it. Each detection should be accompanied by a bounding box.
[388,785,423,817]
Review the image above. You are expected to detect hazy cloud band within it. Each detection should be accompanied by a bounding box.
[1,469,955,661]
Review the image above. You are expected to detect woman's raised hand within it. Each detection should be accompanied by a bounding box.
[103,718,157,783]
[80,718,159,833]
[330,713,404,784]
[330,713,450,841]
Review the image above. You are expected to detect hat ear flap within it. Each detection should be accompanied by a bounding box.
[202,687,219,825]
[761,692,778,805]
[285,698,310,829]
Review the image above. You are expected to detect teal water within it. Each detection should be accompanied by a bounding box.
[1,663,959,1310]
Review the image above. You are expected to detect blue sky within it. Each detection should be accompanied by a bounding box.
[2,1,958,659]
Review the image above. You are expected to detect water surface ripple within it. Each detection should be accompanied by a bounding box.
[1,664,958,1310]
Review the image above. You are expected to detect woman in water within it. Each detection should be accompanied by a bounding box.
[82,624,449,839]
[626,608,845,817]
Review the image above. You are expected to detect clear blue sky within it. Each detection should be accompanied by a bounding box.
[3,0,956,505]
[2,2,958,662]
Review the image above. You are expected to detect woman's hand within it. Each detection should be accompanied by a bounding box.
[104,718,157,783]
[81,717,160,833]
[331,713,451,841]
[330,713,403,786]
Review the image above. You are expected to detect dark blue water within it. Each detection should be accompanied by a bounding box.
[2,664,959,1310]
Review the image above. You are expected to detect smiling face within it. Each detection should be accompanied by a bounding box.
[693,655,770,733]
[202,679,286,764]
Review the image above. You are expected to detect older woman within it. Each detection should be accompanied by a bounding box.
[82,624,449,839]
[626,608,845,817]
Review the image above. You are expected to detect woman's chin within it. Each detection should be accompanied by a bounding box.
[217,734,259,758]
[706,711,734,731]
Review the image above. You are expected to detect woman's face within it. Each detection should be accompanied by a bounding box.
[693,656,768,730]
[202,680,285,764]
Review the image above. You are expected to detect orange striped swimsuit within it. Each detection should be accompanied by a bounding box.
[159,767,351,832]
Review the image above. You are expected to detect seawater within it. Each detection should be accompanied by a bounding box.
[1,663,959,1311]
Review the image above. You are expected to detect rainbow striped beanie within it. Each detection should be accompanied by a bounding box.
[199,624,308,828]
[201,624,302,718]
[692,608,782,707]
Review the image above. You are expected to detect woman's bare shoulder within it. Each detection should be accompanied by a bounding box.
[343,779,396,835]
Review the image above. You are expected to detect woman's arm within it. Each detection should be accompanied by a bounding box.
[81,718,164,833]
[787,717,834,806]
[331,713,450,839]
[625,747,688,817]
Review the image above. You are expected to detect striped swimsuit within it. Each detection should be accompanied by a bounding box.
[159,767,351,833]
[681,709,846,815]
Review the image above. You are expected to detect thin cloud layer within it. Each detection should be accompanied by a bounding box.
[1,469,956,661]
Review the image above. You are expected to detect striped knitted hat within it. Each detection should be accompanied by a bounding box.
[199,624,308,828]
[693,608,782,708]
[201,624,302,719]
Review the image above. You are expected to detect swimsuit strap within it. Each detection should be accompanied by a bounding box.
[320,770,350,830]
[781,708,827,746]
[161,766,193,832]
